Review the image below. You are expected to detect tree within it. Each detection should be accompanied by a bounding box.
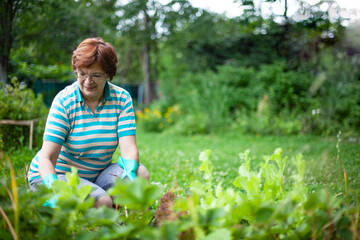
[234,0,289,21]
[117,0,198,105]
[13,0,119,65]
[0,0,25,86]
[1,0,119,87]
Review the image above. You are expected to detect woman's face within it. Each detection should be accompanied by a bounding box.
[76,62,107,101]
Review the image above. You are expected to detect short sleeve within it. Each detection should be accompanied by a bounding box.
[43,96,70,145]
[117,94,136,138]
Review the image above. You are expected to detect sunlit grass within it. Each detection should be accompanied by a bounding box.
[134,129,360,202]
[5,129,360,203]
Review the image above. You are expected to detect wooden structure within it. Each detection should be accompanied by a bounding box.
[0,118,41,150]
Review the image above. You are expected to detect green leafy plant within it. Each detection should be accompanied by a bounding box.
[170,149,359,239]
[1,148,358,239]
[0,78,48,149]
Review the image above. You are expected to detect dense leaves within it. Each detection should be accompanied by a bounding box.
[1,149,358,239]
[0,79,47,149]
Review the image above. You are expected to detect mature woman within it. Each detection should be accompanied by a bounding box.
[27,38,149,208]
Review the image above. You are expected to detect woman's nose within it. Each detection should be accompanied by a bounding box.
[84,77,94,84]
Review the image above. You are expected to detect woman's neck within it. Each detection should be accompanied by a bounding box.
[82,94,104,113]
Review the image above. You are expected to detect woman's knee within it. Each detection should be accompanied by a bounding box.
[94,195,113,208]
[137,165,150,180]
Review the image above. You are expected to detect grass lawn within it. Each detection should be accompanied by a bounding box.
[5,129,360,203]
[133,129,360,202]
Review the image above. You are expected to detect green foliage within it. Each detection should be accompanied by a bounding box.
[136,101,181,132]
[162,70,233,134]
[171,149,358,239]
[158,57,359,136]
[233,110,303,135]
[9,47,73,83]
[312,52,360,136]
[13,0,120,65]
[109,177,161,210]
[0,79,48,149]
[0,164,162,239]
[1,135,359,239]
[157,62,314,135]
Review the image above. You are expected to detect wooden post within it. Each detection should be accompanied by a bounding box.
[0,118,41,150]
[29,121,34,149]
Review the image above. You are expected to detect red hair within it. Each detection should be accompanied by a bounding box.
[72,38,118,81]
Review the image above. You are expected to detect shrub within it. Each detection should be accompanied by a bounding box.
[161,70,233,134]
[158,63,313,135]
[254,61,313,115]
[233,110,303,135]
[0,78,48,150]
[158,58,359,136]
[316,53,360,136]
[136,101,181,132]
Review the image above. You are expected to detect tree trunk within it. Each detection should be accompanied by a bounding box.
[141,41,155,105]
[0,65,7,86]
[0,0,23,86]
[140,8,155,105]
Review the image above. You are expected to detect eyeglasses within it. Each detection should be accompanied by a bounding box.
[76,72,107,81]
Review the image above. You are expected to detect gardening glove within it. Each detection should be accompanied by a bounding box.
[118,157,138,181]
[42,173,58,208]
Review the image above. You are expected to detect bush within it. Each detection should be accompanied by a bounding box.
[233,110,303,135]
[316,52,360,136]
[157,58,359,136]
[136,100,181,132]
[158,63,314,135]
[160,70,234,134]
[0,78,48,150]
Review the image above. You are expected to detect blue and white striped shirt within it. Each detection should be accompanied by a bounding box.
[28,81,136,182]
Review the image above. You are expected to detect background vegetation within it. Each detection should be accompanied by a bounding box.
[1,0,359,238]
[1,0,359,138]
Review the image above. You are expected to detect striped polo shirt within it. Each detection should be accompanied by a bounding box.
[27,81,136,182]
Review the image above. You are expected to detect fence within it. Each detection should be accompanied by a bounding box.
[0,118,41,149]
[33,79,140,106]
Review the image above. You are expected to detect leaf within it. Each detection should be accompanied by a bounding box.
[77,185,92,202]
[255,205,274,223]
[66,167,80,190]
[201,228,232,240]
[296,154,305,181]
[204,208,226,226]
[199,150,213,180]
[190,180,206,196]
[239,149,251,165]
[138,226,161,240]
[238,165,250,178]
[199,150,212,162]
[109,177,161,210]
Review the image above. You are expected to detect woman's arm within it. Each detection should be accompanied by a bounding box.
[118,135,148,180]
[118,135,139,163]
[38,140,62,179]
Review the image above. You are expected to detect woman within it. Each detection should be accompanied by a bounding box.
[27,37,149,208]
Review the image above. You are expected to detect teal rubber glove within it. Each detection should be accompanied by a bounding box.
[42,173,58,188]
[43,196,59,208]
[118,157,138,181]
[42,174,58,208]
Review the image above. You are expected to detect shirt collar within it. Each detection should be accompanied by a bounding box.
[75,81,111,103]
[75,82,83,102]
[103,81,111,101]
